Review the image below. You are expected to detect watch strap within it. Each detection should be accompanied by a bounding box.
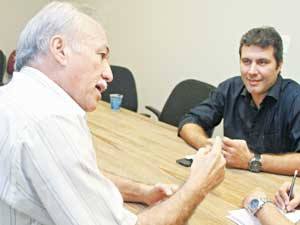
[254,153,261,161]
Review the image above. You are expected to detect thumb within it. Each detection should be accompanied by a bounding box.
[155,183,172,196]
[287,198,300,211]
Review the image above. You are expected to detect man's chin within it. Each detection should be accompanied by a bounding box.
[245,85,261,94]
[85,103,98,112]
[246,87,268,99]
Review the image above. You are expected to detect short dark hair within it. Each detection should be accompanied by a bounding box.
[239,26,283,67]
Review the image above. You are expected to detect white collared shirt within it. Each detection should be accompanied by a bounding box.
[0,67,137,225]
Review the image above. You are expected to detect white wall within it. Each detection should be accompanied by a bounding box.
[82,0,300,111]
[79,0,300,135]
[0,0,47,82]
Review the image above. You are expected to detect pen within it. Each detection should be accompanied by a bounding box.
[288,170,298,201]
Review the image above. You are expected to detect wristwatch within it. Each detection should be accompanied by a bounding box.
[248,153,262,173]
[246,197,268,215]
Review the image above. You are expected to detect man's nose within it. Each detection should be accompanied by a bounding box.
[248,62,258,74]
[102,60,113,83]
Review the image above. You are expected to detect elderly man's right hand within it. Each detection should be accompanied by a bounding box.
[189,136,226,195]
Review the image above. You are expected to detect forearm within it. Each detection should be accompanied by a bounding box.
[179,123,209,149]
[257,203,292,225]
[261,153,300,175]
[137,179,207,225]
[103,171,150,203]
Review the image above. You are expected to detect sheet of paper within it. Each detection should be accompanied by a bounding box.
[286,210,300,223]
[227,208,300,225]
[227,209,261,225]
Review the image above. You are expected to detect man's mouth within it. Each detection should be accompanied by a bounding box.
[95,85,104,101]
[95,84,102,93]
[247,79,261,86]
[95,80,108,94]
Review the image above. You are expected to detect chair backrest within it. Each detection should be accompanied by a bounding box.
[101,65,138,112]
[6,50,16,76]
[159,79,216,127]
[0,50,6,85]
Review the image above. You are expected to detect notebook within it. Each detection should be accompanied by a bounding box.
[227,208,300,225]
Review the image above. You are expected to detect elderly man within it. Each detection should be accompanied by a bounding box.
[179,26,300,175]
[0,2,225,225]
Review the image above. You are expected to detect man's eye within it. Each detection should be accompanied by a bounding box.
[257,60,268,65]
[97,53,106,60]
[242,59,251,65]
[98,53,105,59]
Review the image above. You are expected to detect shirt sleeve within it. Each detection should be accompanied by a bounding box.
[178,84,226,137]
[289,94,300,152]
[19,115,137,225]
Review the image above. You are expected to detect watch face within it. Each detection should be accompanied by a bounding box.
[250,199,259,210]
[250,160,262,172]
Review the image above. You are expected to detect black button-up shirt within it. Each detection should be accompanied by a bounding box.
[179,75,300,154]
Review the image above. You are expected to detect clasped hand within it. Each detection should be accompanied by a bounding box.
[221,137,253,169]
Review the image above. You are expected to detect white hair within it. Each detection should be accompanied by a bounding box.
[15,1,84,71]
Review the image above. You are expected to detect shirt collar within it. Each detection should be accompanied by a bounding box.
[19,66,85,117]
[266,75,282,100]
[240,75,282,101]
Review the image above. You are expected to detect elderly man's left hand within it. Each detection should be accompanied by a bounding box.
[222,137,253,170]
[142,183,179,206]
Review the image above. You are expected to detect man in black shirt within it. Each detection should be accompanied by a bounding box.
[179,26,300,175]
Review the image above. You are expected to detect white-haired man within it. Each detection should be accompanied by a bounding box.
[0,2,225,225]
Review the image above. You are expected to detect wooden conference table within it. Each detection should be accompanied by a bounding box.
[87,101,293,225]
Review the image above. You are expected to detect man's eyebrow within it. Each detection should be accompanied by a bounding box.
[97,46,110,54]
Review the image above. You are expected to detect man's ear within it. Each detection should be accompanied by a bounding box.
[277,60,283,71]
[49,35,68,66]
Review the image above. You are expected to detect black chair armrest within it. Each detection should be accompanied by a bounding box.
[145,105,161,119]
[140,113,151,118]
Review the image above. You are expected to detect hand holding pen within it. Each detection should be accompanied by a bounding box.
[274,170,300,212]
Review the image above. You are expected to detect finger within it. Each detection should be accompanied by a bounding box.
[280,182,291,193]
[170,184,179,193]
[164,188,173,196]
[242,196,250,208]
[155,183,173,196]
[195,149,205,157]
[194,145,211,162]
[274,197,282,209]
[222,150,230,159]
[207,138,214,146]
[222,145,235,154]
[210,136,222,155]
[278,182,291,205]
[222,136,235,147]
[201,146,211,154]
[161,184,179,196]
[275,191,286,209]
[197,137,223,171]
